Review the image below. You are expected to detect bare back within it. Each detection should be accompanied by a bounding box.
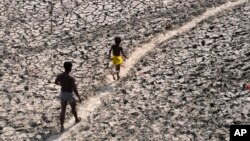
[56,72,75,92]
[112,45,123,56]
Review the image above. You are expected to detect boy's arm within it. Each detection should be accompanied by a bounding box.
[108,47,112,59]
[72,78,81,102]
[121,48,127,59]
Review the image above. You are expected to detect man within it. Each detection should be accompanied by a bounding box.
[108,37,128,80]
[55,61,82,132]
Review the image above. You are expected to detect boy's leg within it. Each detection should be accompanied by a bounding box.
[111,64,116,80]
[115,65,121,80]
[60,100,67,132]
[69,99,80,123]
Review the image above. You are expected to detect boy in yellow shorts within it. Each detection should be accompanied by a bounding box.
[108,37,127,80]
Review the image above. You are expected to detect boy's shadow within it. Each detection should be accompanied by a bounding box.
[95,82,116,95]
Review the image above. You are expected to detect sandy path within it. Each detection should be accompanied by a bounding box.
[46,0,248,140]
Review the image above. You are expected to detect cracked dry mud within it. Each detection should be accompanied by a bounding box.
[57,2,250,141]
[0,0,249,141]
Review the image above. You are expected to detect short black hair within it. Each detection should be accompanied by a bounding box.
[64,61,72,72]
[114,37,121,45]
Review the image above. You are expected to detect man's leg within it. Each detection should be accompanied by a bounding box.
[115,65,120,80]
[69,99,80,123]
[60,100,67,132]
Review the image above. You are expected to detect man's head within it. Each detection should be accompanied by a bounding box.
[114,37,121,45]
[64,61,72,73]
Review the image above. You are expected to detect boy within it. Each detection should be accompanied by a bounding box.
[108,37,127,80]
[55,61,82,132]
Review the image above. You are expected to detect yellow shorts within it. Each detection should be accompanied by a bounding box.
[112,56,123,65]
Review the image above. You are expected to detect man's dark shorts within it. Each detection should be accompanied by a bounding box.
[59,91,76,103]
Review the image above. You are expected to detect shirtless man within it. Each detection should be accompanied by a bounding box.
[55,61,82,132]
[108,37,127,80]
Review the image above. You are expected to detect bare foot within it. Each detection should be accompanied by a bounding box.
[111,73,116,80]
[60,127,65,133]
[75,117,81,124]
[112,75,116,80]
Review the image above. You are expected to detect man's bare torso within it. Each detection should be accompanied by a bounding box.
[56,72,75,92]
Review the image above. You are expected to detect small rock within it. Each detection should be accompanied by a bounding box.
[121,89,126,94]
[29,122,37,128]
[0,71,4,77]
[242,64,250,71]
[72,51,81,57]
[196,57,204,63]
[35,134,42,140]
[2,127,15,136]
[201,40,205,46]
[24,86,29,91]
[210,103,215,107]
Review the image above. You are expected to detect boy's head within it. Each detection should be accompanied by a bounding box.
[114,37,121,45]
[64,61,72,72]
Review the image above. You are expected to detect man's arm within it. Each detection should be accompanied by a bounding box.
[55,75,60,85]
[72,78,81,102]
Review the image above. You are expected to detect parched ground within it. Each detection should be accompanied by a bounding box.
[0,0,248,141]
[59,2,250,141]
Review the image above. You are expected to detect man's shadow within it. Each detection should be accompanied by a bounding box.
[46,121,79,141]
